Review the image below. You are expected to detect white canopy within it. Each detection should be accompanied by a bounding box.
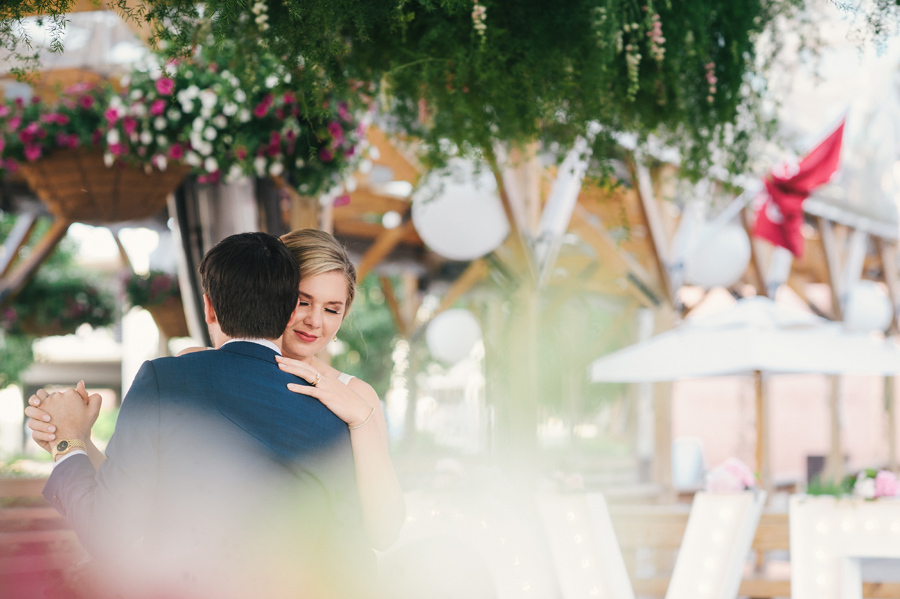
[590,296,900,382]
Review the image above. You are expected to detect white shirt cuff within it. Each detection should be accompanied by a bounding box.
[53,450,87,467]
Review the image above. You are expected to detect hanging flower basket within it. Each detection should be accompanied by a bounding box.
[18,149,189,225]
[145,301,190,338]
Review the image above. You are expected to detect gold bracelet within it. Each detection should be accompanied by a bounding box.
[349,407,375,430]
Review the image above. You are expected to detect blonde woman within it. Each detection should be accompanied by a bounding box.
[27,229,405,551]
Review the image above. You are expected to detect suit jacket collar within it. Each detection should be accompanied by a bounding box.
[218,340,280,363]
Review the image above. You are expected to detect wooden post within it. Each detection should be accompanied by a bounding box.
[741,208,768,297]
[823,375,845,485]
[755,370,771,493]
[818,217,844,320]
[887,377,897,474]
[653,308,676,499]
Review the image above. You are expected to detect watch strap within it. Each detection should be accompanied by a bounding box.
[52,439,87,459]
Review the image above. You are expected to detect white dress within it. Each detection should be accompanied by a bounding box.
[337,372,355,385]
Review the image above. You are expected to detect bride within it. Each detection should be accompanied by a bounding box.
[26,228,405,551]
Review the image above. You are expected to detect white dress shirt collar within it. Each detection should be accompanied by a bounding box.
[221,338,282,355]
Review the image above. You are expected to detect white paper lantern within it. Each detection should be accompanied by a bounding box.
[426,309,482,364]
[844,280,893,332]
[684,224,752,288]
[411,159,510,261]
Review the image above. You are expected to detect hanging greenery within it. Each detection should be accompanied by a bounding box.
[1,0,823,177]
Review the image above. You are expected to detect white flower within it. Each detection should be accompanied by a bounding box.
[234,89,247,103]
[268,162,284,176]
[129,132,139,143]
[184,70,193,79]
[221,70,232,80]
[185,151,202,167]
[130,103,147,117]
[192,118,205,132]
[200,107,213,119]
[199,89,217,110]
[109,95,124,109]
[154,154,167,172]
[297,55,305,69]
[154,117,167,131]
[223,135,233,144]
[213,115,229,128]
[156,135,168,146]
[295,158,305,168]
[181,100,194,113]
[186,85,200,100]
[103,153,114,167]
[176,90,189,104]
[345,177,357,192]
[284,73,291,84]
[855,474,877,499]
[164,62,177,77]
[144,163,153,174]
[198,141,213,156]
[190,131,204,148]
[203,126,217,141]
[140,131,153,145]
[254,156,267,176]
[204,157,218,173]
[227,164,244,182]
[119,74,131,88]
[149,68,161,81]
[129,89,143,101]
[167,109,181,121]
[265,75,279,88]
[222,103,238,117]
[107,129,120,145]
[238,109,251,123]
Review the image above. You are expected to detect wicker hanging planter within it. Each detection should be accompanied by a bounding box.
[145,301,190,339]
[18,149,190,224]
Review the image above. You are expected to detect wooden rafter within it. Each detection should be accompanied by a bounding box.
[740,207,768,297]
[818,216,844,320]
[0,209,39,278]
[379,275,408,337]
[569,205,662,309]
[410,259,489,340]
[876,238,900,333]
[630,160,673,304]
[0,218,71,305]
[355,218,416,281]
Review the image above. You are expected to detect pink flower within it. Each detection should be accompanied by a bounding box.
[704,458,757,493]
[65,82,92,95]
[319,148,333,162]
[24,145,42,161]
[168,144,184,160]
[123,116,138,135]
[105,108,120,125]
[80,95,95,110]
[235,146,248,160]
[283,91,296,104]
[0,105,9,117]
[155,77,175,96]
[338,102,351,122]
[0,138,4,153]
[254,94,274,118]
[875,471,900,498]
[333,194,351,207]
[7,116,21,131]
[150,99,166,116]
[109,143,127,156]
[91,129,102,145]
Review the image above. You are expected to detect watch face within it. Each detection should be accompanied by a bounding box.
[56,440,69,452]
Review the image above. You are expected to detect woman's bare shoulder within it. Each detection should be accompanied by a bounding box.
[176,346,210,357]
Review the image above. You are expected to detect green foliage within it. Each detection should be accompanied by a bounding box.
[1,0,819,177]
[0,331,34,390]
[807,474,855,496]
[330,274,399,399]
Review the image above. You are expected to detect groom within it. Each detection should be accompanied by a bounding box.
[34,232,368,598]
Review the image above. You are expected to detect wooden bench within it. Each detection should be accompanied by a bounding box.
[609,504,900,598]
[0,477,84,599]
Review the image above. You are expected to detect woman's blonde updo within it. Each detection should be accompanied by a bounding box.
[280,228,357,311]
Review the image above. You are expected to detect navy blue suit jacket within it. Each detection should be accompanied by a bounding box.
[44,342,372,596]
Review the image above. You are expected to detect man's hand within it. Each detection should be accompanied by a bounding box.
[29,381,102,450]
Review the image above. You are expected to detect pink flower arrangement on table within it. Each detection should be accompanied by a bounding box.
[704,458,759,493]
[853,469,900,500]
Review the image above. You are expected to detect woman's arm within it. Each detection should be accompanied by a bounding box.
[276,356,406,550]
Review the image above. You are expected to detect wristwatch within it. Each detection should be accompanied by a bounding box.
[51,439,87,460]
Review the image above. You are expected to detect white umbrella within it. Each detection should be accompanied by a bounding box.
[589,296,900,489]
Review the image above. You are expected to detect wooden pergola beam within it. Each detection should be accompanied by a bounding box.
[355,217,415,281]
[0,218,71,306]
[569,205,662,309]
[876,238,900,333]
[818,216,844,320]
[740,207,768,297]
[0,210,39,278]
[629,160,674,305]
[380,275,409,338]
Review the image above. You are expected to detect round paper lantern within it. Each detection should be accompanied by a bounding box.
[844,280,893,333]
[684,224,752,288]
[412,159,510,261]
[426,309,482,364]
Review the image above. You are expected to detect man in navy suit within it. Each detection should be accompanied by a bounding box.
[35,232,370,598]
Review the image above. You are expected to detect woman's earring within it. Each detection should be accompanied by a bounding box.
[333,335,338,343]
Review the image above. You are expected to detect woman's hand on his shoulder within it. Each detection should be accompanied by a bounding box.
[176,346,209,357]
[275,355,373,426]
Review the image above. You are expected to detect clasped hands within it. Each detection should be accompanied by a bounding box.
[24,381,102,456]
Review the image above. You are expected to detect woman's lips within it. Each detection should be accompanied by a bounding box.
[295,331,318,343]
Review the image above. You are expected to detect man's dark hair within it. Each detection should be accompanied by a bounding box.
[199,232,299,339]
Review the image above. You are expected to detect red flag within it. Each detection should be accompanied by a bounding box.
[753,119,845,257]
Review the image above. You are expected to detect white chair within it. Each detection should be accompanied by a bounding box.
[665,490,767,599]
